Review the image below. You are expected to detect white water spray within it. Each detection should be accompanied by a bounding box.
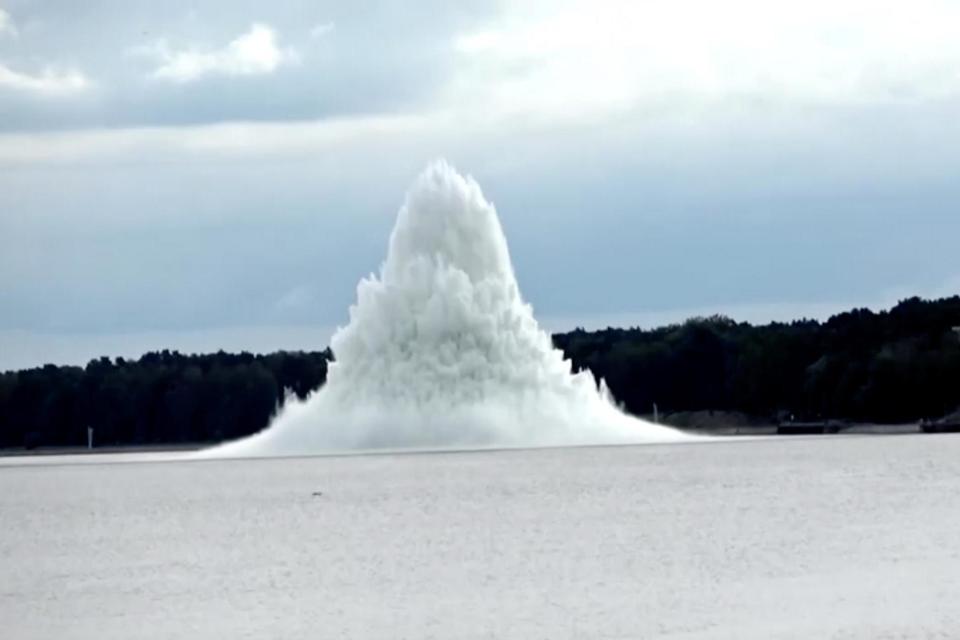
[208,161,686,456]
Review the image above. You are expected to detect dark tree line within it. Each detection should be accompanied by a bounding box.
[1,296,959,449]
[0,350,331,449]
[556,296,960,423]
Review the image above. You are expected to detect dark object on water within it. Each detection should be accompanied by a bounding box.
[777,422,826,435]
[311,491,323,497]
[921,421,960,433]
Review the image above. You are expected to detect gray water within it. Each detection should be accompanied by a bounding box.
[2,435,959,639]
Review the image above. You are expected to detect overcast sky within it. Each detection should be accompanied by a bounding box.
[2,0,959,370]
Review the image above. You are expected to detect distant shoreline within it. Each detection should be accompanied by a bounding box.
[0,442,207,457]
[2,423,956,458]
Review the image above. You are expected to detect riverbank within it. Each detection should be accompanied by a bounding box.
[0,442,208,457]
[645,409,960,436]
[3,421,959,458]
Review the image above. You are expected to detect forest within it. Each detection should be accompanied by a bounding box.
[2,296,959,449]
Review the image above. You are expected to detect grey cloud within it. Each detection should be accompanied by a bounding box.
[2,97,960,337]
[0,0,498,131]
[0,8,18,37]
[1,0,959,367]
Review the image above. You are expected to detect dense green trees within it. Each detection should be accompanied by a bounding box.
[1,296,959,449]
[0,349,331,449]
[556,296,960,423]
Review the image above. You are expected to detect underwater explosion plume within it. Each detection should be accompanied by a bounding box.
[208,161,686,456]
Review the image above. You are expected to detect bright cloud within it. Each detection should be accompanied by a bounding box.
[0,8,17,37]
[309,22,335,39]
[450,0,960,119]
[0,63,89,94]
[0,9,88,95]
[143,23,298,83]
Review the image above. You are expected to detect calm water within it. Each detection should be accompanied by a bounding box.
[2,435,959,639]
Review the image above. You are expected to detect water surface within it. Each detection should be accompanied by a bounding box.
[2,435,958,639]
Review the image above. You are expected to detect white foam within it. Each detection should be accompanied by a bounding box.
[206,161,687,456]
